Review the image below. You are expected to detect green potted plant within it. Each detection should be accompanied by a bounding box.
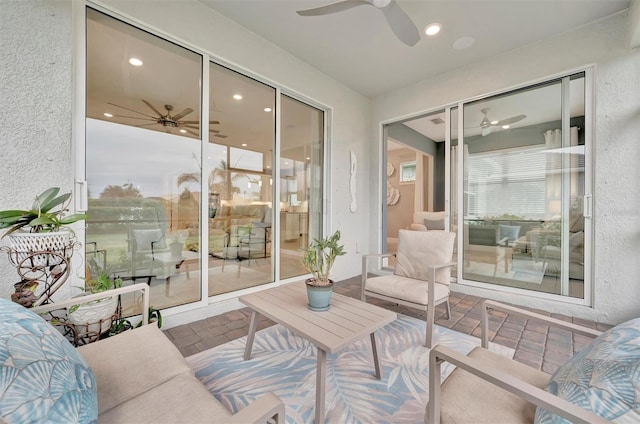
[0,187,87,264]
[68,273,123,338]
[302,230,346,311]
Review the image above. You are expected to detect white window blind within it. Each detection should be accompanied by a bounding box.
[467,146,547,218]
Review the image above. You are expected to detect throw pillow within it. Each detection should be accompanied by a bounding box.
[534,318,640,423]
[424,218,445,231]
[498,224,521,242]
[0,298,98,423]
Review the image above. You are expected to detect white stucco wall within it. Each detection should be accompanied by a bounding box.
[0,0,75,300]
[371,10,640,324]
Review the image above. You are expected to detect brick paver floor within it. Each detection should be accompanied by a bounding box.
[165,276,611,375]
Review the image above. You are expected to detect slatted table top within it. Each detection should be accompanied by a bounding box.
[239,282,397,353]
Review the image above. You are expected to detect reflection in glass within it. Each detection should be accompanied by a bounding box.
[280,96,324,280]
[208,63,276,295]
[461,75,586,299]
[85,8,202,311]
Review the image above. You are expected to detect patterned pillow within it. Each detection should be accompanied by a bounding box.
[0,298,98,423]
[534,318,640,423]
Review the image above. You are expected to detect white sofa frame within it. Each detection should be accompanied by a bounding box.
[427,299,608,424]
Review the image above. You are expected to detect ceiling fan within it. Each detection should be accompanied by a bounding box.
[296,0,420,47]
[107,100,226,138]
[473,108,527,137]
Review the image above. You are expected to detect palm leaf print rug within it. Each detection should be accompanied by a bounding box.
[187,315,514,423]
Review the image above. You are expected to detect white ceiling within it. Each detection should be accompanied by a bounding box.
[200,0,629,98]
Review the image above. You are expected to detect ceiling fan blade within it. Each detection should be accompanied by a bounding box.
[172,108,194,121]
[182,129,199,137]
[111,114,156,121]
[136,123,160,128]
[214,134,228,139]
[209,129,220,133]
[180,120,220,125]
[182,124,200,129]
[142,100,165,118]
[496,114,527,126]
[380,0,420,46]
[107,102,157,119]
[297,0,369,16]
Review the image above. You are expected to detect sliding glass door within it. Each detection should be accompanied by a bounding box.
[85,7,328,312]
[85,8,203,310]
[460,73,589,299]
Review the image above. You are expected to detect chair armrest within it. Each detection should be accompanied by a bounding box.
[226,392,285,424]
[32,283,150,325]
[428,261,455,271]
[481,300,602,348]
[408,223,427,231]
[428,344,609,424]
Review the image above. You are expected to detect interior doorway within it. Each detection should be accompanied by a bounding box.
[383,109,447,258]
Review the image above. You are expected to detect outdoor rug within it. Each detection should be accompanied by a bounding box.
[187,315,514,423]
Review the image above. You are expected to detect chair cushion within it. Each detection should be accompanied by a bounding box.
[534,318,640,423]
[499,224,521,242]
[438,346,550,424]
[133,228,165,250]
[394,229,455,285]
[0,298,98,423]
[365,274,450,307]
[77,324,192,415]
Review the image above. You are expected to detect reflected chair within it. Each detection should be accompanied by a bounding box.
[427,300,611,424]
[361,229,456,348]
[127,225,173,279]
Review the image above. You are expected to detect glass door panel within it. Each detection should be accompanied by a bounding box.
[207,63,276,296]
[461,75,586,299]
[86,8,202,311]
[279,95,324,280]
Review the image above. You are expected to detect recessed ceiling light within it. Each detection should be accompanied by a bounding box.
[264,107,272,112]
[424,23,441,36]
[490,120,499,125]
[179,129,187,134]
[128,57,143,66]
[103,112,113,118]
[306,157,311,160]
[241,143,247,147]
[233,94,243,100]
[453,36,475,50]
[266,165,271,169]
[284,161,289,165]
[502,125,510,129]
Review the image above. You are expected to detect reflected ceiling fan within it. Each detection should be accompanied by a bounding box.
[473,108,527,137]
[107,100,227,138]
[296,0,420,46]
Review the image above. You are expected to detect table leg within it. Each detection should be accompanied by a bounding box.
[315,347,327,424]
[243,311,258,360]
[370,332,382,379]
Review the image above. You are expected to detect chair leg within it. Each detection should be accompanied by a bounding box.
[445,300,451,320]
[426,306,435,349]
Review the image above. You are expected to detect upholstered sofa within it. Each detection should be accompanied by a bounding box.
[209,203,272,259]
[1,284,284,423]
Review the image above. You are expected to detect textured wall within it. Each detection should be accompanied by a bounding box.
[0,0,74,300]
[372,11,640,324]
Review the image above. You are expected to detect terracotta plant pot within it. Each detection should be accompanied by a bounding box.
[305,278,334,311]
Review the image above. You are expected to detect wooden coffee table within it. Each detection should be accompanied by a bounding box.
[239,282,397,423]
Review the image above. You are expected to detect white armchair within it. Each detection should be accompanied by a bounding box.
[362,229,455,348]
[427,300,612,424]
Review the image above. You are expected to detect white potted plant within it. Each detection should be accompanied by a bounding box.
[0,187,87,265]
[67,273,123,340]
[302,230,346,311]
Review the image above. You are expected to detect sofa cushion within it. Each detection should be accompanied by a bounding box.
[438,346,550,424]
[0,298,98,424]
[366,273,450,306]
[77,324,192,415]
[424,218,445,230]
[534,318,640,423]
[395,229,455,285]
[499,224,521,242]
[98,374,232,424]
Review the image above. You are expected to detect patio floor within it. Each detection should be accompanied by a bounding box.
[164,275,611,375]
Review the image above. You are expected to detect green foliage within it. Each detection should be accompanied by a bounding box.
[302,230,346,287]
[0,187,87,236]
[68,274,122,314]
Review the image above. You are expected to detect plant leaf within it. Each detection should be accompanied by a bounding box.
[60,213,88,224]
[40,193,71,213]
[32,187,60,211]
